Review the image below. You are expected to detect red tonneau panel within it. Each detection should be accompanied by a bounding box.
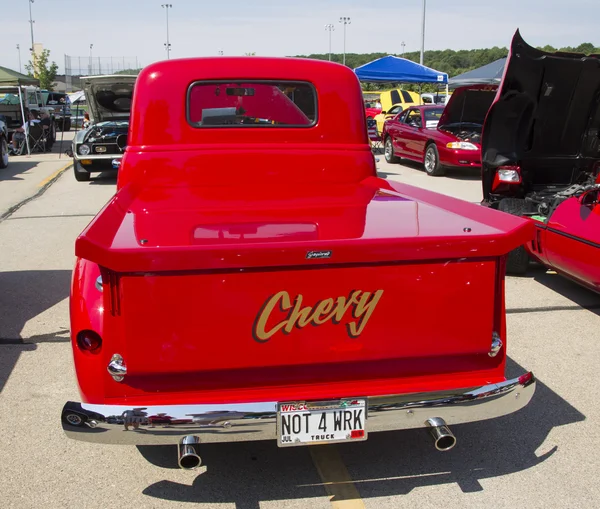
[75,176,534,273]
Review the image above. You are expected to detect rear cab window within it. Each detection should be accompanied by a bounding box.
[187,81,317,127]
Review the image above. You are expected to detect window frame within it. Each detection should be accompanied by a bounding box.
[186,79,318,129]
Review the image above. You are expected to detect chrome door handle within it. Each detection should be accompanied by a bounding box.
[107,354,127,382]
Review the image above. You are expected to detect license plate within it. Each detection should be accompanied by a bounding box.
[277,399,367,447]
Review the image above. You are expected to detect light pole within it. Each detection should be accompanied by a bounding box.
[16,44,22,73]
[28,0,35,56]
[420,0,426,65]
[401,41,406,57]
[89,44,93,74]
[162,4,173,59]
[325,24,335,61]
[339,17,350,66]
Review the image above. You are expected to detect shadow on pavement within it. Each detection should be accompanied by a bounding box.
[140,358,584,507]
[0,270,71,393]
[532,270,600,316]
[0,270,72,341]
[1,159,45,182]
[0,343,36,393]
[89,172,118,186]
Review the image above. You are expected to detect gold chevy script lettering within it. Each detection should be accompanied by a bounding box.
[253,290,384,342]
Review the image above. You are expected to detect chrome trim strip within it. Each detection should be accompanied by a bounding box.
[73,154,123,161]
[62,372,535,445]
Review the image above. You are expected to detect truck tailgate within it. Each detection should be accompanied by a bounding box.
[108,258,499,395]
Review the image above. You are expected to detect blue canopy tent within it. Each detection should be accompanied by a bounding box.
[354,55,448,84]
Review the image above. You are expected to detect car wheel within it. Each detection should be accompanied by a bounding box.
[498,198,530,275]
[424,143,445,176]
[384,137,399,164]
[64,119,71,131]
[0,137,8,169]
[74,162,91,182]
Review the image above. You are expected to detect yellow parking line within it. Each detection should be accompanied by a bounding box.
[37,161,73,188]
[310,445,366,509]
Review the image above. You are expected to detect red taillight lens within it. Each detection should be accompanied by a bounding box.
[76,330,102,352]
[492,165,522,192]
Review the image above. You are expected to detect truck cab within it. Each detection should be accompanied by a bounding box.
[62,56,536,469]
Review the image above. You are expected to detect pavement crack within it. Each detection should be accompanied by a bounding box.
[0,163,72,224]
[7,213,96,220]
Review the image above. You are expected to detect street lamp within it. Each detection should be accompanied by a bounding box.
[28,0,35,55]
[420,0,426,65]
[89,44,93,74]
[161,4,173,59]
[339,17,351,66]
[401,41,406,57]
[16,44,22,73]
[325,24,335,61]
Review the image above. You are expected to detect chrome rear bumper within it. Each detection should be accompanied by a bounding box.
[61,372,535,446]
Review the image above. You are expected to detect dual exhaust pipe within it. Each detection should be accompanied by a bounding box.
[176,418,455,469]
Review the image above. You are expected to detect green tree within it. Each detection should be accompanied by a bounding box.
[115,68,142,75]
[25,49,59,90]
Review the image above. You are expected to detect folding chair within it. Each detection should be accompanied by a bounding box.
[28,123,48,153]
[367,118,383,153]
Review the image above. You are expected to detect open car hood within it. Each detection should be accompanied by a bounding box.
[481,30,600,197]
[80,75,137,123]
[437,84,497,129]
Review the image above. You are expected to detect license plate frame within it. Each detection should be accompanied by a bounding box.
[276,398,368,447]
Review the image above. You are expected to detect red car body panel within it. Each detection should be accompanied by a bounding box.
[365,106,382,118]
[525,196,600,292]
[65,57,535,446]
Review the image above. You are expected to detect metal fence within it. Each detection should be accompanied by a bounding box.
[64,54,140,91]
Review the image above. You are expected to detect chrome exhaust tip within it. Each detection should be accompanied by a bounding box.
[178,435,202,470]
[425,418,456,451]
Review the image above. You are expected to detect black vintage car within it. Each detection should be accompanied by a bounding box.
[70,75,137,182]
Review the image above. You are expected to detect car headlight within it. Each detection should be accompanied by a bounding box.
[446,141,478,150]
[78,144,90,155]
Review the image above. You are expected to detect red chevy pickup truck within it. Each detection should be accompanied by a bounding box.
[62,56,536,469]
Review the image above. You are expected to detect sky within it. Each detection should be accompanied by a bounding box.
[2,0,599,75]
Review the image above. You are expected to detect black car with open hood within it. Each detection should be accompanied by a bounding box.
[481,30,600,273]
[70,75,137,182]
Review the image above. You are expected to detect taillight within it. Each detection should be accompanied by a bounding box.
[492,165,522,191]
[76,330,102,353]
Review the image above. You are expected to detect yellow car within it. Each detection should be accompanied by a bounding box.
[379,89,420,113]
[374,103,404,133]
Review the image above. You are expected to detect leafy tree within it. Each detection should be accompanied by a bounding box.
[294,41,600,91]
[25,49,59,90]
[115,68,142,75]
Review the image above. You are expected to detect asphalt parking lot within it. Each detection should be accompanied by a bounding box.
[1,143,599,508]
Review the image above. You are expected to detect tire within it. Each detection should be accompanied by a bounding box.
[384,137,400,164]
[63,118,71,131]
[74,162,91,182]
[424,143,445,176]
[498,198,530,275]
[0,137,8,169]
